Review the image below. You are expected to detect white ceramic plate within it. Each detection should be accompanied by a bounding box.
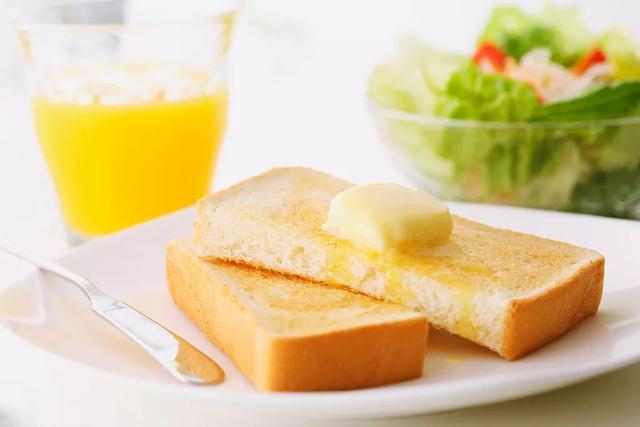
[1,204,639,419]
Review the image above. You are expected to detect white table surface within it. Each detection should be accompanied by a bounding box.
[1,1,639,425]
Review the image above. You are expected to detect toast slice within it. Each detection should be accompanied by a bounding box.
[194,167,605,360]
[167,238,428,391]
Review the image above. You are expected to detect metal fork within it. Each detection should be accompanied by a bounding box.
[0,242,224,385]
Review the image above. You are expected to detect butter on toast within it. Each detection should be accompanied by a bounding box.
[167,238,428,391]
[194,167,604,360]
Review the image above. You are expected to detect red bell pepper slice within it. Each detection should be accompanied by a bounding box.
[572,48,607,75]
[473,42,507,72]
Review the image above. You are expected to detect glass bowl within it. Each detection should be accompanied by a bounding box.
[369,101,640,219]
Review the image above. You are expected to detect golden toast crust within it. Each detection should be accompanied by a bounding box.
[502,256,604,360]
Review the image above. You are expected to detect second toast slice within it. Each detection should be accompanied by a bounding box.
[167,238,428,391]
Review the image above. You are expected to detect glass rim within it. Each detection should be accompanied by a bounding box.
[14,0,237,32]
[367,97,640,129]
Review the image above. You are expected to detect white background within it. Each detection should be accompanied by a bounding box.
[0,0,639,425]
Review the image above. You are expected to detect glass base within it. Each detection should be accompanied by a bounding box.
[64,224,89,247]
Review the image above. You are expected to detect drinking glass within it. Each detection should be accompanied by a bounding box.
[15,0,236,244]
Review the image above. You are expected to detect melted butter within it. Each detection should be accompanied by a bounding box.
[450,281,478,339]
[325,241,354,286]
[322,233,492,341]
[325,237,420,305]
[384,264,414,306]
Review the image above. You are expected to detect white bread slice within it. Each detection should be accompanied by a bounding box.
[194,167,605,360]
[167,238,428,391]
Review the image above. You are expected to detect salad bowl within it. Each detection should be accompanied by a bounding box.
[370,106,640,219]
[368,4,640,219]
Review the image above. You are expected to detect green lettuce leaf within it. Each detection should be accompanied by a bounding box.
[570,168,640,218]
[479,4,592,66]
[368,38,465,115]
[436,63,538,121]
[516,140,584,209]
[397,37,467,92]
[529,81,640,122]
[369,42,539,122]
[599,28,640,80]
[595,121,640,171]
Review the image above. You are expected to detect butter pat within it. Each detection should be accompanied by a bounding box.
[325,183,452,253]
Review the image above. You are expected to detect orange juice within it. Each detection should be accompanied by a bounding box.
[32,65,227,238]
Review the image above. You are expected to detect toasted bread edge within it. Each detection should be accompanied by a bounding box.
[501,254,605,360]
